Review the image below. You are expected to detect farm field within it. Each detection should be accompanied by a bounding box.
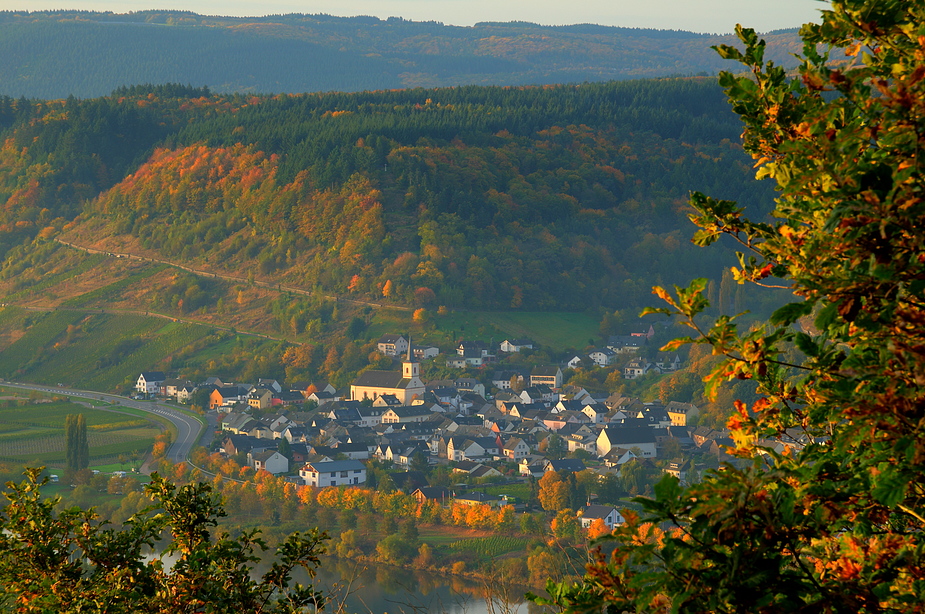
[0,397,161,467]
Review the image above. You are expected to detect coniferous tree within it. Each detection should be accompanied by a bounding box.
[64,414,89,474]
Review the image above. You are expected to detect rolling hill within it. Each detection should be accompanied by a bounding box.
[0,10,803,99]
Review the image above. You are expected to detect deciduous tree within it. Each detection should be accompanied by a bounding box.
[538,3,925,612]
[0,469,328,613]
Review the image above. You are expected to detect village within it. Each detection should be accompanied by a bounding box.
[134,328,807,529]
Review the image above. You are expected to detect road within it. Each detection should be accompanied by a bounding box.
[0,382,204,465]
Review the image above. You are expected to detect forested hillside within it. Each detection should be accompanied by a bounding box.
[0,10,803,99]
[0,79,775,313]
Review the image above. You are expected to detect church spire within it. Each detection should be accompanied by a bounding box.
[403,335,420,380]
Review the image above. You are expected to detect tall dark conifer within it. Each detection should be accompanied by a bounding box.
[65,413,89,473]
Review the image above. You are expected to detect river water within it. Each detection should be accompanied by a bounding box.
[149,551,548,613]
[307,558,548,614]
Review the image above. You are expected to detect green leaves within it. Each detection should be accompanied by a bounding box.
[539,3,925,611]
[769,300,813,326]
[0,468,329,613]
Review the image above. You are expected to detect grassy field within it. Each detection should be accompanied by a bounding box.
[0,398,161,466]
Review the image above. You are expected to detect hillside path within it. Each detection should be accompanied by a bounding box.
[54,238,412,311]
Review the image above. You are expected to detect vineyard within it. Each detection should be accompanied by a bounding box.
[60,262,169,308]
[3,251,108,303]
[0,398,160,465]
[0,310,217,391]
[0,310,86,375]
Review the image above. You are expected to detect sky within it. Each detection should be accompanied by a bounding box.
[11,0,828,34]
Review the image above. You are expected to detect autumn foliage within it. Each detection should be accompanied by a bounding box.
[540,3,925,612]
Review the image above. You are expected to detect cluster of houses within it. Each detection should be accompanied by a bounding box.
[134,332,812,530]
[377,328,682,381]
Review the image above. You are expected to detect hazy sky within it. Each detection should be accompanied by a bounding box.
[12,0,828,34]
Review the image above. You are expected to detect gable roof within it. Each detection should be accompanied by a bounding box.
[582,504,619,520]
[353,370,405,388]
[139,371,166,381]
[301,459,366,473]
[546,458,587,472]
[601,426,657,445]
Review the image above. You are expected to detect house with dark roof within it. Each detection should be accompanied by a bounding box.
[249,450,289,475]
[412,486,452,504]
[589,348,618,367]
[299,460,367,487]
[377,334,409,357]
[666,401,700,426]
[136,372,166,395]
[382,405,434,424]
[500,339,534,353]
[623,357,653,380]
[544,458,587,473]
[578,504,625,529]
[608,335,646,353]
[530,366,563,389]
[492,370,527,391]
[597,426,658,458]
[446,436,500,461]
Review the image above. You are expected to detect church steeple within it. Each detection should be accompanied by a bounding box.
[403,335,420,379]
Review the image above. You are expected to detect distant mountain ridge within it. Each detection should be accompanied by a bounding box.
[0,10,803,99]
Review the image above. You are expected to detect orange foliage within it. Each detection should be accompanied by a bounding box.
[587,518,611,539]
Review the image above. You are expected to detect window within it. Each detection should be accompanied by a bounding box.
[341,471,348,478]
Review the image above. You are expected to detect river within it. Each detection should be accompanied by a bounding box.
[299,558,549,614]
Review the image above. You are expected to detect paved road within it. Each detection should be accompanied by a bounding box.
[0,382,204,465]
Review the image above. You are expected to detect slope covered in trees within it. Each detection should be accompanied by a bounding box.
[0,79,776,312]
[0,10,804,99]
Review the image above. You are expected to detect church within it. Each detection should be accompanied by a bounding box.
[350,342,426,404]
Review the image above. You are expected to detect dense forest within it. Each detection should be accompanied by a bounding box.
[0,79,776,312]
[0,10,803,99]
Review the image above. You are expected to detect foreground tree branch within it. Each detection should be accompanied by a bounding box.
[535,1,925,611]
[0,468,328,613]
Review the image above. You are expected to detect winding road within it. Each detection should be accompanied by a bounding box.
[0,382,204,465]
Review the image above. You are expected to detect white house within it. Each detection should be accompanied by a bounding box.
[578,504,625,529]
[597,427,658,458]
[502,437,531,460]
[299,460,367,487]
[623,357,653,380]
[588,348,617,367]
[136,372,166,395]
[249,450,289,475]
[500,339,534,353]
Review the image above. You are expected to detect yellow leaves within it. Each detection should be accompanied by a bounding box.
[651,285,675,308]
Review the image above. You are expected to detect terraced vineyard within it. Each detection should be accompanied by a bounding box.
[0,309,219,391]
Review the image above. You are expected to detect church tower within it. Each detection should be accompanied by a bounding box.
[402,336,420,379]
